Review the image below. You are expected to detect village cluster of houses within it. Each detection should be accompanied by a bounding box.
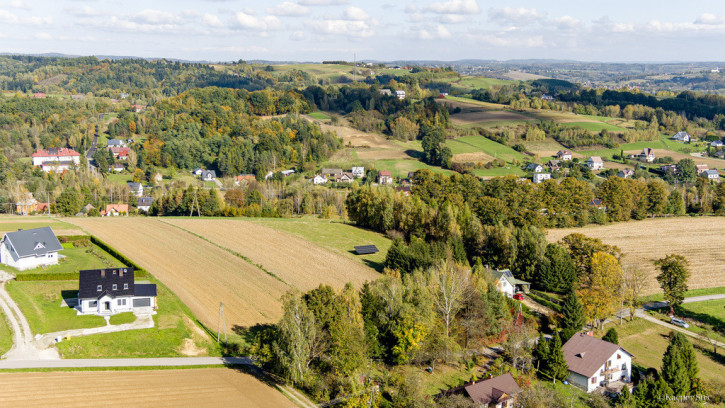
[312,167,365,184]
[31,147,81,173]
[0,227,157,316]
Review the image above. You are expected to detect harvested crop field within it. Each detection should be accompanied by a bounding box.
[450,109,535,126]
[66,217,380,330]
[66,218,288,330]
[0,368,295,408]
[164,218,380,293]
[547,217,725,294]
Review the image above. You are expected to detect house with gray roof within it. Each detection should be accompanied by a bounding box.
[442,373,522,406]
[127,182,143,197]
[136,197,154,213]
[0,227,63,270]
[701,169,720,182]
[671,131,691,142]
[562,333,633,393]
[201,170,217,182]
[491,269,530,298]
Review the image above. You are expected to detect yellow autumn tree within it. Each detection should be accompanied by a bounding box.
[577,252,623,328]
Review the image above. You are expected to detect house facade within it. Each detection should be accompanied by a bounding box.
[562,333,633,393]
[107,139,127,148]
[76,267,157,316]
[378,170,393,184]
[32,148,81,168]
[395,90,406,100]
[701,169,720,181]
[102,204,129,216]
[352,166,365,178]
[312,175,327,185]
[137,197,154,212]
[533,172,551,184]
[527,163,544,173]
[586,156,604,170]
[695,164,709,175]
[108,147,130,160]
[491,269,530,298]
[0,227,63,270]
[672,131,690,142]
[201,170,217,181]
[639,148,655,163]
[617,169,634,179]
[557,150,573,161]
[127,182,143,197]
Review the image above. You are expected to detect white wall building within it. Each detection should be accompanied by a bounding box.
[31,148,81,167]
[562,333,633,393]
[0,227,63,270]
[77,267,157,316]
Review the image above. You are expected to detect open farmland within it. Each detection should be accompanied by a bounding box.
[547,217,725,294]
[0,368,295,408]
[0,216,84,236]
[66,218,288,330]
[164,218,380,290]
[66,217,381,330]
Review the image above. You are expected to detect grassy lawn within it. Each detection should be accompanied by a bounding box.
[5,281,107,334]
[106,173,133,186]
[646,306,725,345]
[56,277,220,358]
[308,111,331,120]
[0,310,13,356]
[454,135,526,162]
[374,159,454,178]
[640,287,725,303]
[7,240,123,276]
[0,218,76,235]
[421,364,479,395]
[443,96,507,110]
[547,381,593,408]
[560,121,626,133]
[452,76,516,90]
[247,217,391,271]
[606,318,724,383]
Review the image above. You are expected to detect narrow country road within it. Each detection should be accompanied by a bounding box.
[642,294,725,311]
[0,356,252,369]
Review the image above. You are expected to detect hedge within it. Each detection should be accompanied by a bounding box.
[528,292,562,313]
[88,236,147,278]
[17,273,79,281]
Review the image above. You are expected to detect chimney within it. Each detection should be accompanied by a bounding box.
[101,270,105,277]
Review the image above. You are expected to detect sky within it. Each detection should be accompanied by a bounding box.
[1,0,725,62]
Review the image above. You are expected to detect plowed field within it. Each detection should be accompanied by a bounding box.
[0,368,295,408]
[547,217,725,294]
[66,217,380,330]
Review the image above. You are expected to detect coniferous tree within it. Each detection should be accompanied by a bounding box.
[533,332,550,373]
[614,385,636,408]
[560,291,586,341]
[602,327,619,345]
[646,377,674,408]
[538,243,576,293]
[661,342,690,396]
[632,376,650,407]
[546,331,569,381]
[667,332,700,393]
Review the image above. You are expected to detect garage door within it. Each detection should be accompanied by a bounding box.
[133,298,151,307]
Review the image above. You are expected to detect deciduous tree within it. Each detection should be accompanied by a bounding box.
[654,254,690,315]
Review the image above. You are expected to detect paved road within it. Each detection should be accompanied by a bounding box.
[634,309,725,349]
[642,294,725,311]
[0,356,252,369]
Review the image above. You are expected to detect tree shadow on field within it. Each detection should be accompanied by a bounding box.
[405,149,424,160]
[674,305,725,337]
[346,251,385,273]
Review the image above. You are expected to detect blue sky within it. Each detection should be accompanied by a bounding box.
[1,0,725,62]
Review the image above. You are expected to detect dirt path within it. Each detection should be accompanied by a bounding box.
[0,272,60,360]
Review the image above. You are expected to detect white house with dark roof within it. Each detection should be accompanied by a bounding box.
[76,267,157,316]
[127,182,143,197]
[352,166,365,178]
[672,131,691,142]
[527,163,544,173]
[0,227,63,270]
[701,169,720,181]
[562,333,633,393]
[557,150,573,161]
[533,172,551,184]
[586,156,604,170]
[201,170,217,181]
[136,197,154,213]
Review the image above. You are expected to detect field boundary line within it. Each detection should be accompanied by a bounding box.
[157,219,288,285]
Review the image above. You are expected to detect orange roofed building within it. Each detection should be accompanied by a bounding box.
[101,204,129,216]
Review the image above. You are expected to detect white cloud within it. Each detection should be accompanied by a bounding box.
[694,13,725,26]
[231,11,281,31]
[0,9,18,23]
[439,14,468,23]
[64,6,103,17]
[555,16,581,30]
[471,33,545,47]
[308,19,373,38]
[8,0,29,9]
[130,9,179,25]
[25,16,52,25]
[298,0,348,5]
[425,0,479,15]
[408,24,451,40]
[290,31,305,40]
[343,6,370,21]
[266,2,309,17]
[202,13,224,28]
[488,7,546,25]
[34,32,52,40]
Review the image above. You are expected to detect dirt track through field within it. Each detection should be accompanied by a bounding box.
[0,368,295,408]
[547,217,725,294]
[67,218,288,330]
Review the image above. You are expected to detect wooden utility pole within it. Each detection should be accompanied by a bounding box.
[217,302,227,344]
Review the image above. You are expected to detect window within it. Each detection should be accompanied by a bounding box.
[591,377,596,384]
[617,354,621,359]
[118,299,126,306]
[97,285,102,292]
[89,301,97,307]
[112,284,117,290]
[124,283,128,290]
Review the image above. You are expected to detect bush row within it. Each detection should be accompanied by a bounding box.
[528,292,562,313]
[16,273,79,281]
[89,235,147,278]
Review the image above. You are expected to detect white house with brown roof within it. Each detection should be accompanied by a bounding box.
[695,164,709,175]
[639,148,655,163]
[557,150,573,161]
[31,148,81,168]
[378,170,393,184]
[562,333,633,393]
[443,373,522,407]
